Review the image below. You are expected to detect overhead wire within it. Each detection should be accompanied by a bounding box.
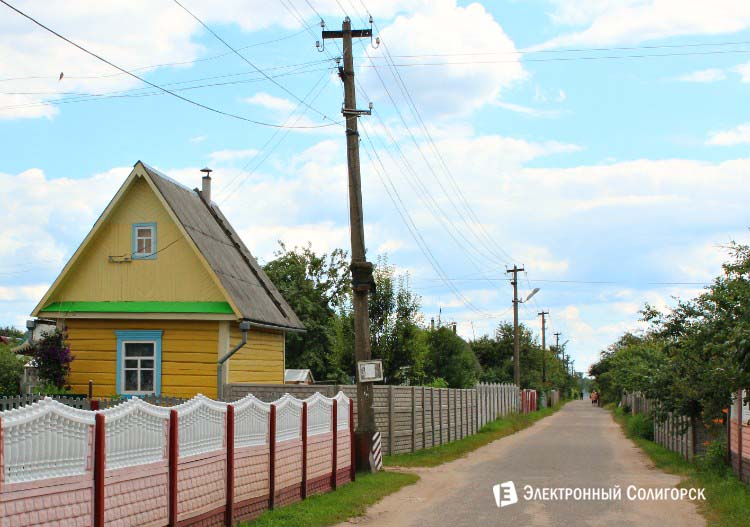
[0,0,335,129]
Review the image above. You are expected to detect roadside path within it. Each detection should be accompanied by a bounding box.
[337,400,705,527]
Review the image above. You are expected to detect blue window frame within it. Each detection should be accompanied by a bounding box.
[115,330,163,396]
[132,222,157,259]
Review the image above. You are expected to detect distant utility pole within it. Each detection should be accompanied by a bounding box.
[554,332,561,357]
[506,265,524,386]
[323,17,377,472]
[538,310,549,383]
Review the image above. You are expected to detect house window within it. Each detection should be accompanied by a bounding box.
[123,342,155,394]
[115,330,162,396]
[132,223,157,259]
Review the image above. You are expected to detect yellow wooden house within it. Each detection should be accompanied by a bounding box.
[31,161,304,398]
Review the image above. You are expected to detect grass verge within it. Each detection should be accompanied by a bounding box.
[610,405,750,527]
[241,471,419,527]
[384,402,566,468]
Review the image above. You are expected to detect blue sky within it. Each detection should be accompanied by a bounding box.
[2,0,750,372]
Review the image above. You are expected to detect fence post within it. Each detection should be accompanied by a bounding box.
[269,404,276,510]
[94,413,105,527]
[411,386,416,453]
[431,388,436,447]
[738,390,744,481]
[349,399,356,482]
[301,401,308,500]
[331,399,338,490]
[168,409,178,527]
[447,389,452,442]
[388,385,395,455]
[422,386,426,450]
[226,404,235,526]
[439,389,444,445]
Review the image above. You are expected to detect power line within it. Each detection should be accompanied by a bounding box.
[355,47,750,67]
[0,0,336,129]
[0,27,313,83]
[171,0,338,126]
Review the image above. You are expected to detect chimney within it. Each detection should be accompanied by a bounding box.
[200,167,212,202]
[430,318,435,331]
[452,322,457,334]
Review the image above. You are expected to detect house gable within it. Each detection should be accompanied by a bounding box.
[34,166,232,314]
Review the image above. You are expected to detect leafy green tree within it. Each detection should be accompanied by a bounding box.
[263,242,351,382]
[0,345,23,394]
[32,330,73,389]
[425,327,480,388]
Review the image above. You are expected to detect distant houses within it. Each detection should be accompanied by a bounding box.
[29,161,304,398]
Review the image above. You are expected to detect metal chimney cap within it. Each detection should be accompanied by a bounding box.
[200,167,213,175]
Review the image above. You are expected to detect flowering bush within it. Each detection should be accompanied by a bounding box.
[32,330,73,389]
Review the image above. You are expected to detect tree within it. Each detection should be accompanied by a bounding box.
[425,327,480,388]
[0,344,23,394]
[367,256,427,384]
[263,242,351,382]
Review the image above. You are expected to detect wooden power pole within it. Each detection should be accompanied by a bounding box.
[323,17,378,472]
[538,310,549,383]
[506,265,524,386]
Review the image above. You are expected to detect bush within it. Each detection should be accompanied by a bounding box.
[622,404,632,414]
[696,439,731,476]
[0,346,24,394]
[627,413,654,440]
[32,330,73,389]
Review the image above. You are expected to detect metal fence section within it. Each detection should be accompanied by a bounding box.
[0,394,91,411]
[225,382,522,456]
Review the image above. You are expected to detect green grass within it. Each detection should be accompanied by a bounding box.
[610,405,750,527]
[240,471,419,527]
[384,402,566,468]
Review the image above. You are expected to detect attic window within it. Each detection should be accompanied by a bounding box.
[132,223,157,259]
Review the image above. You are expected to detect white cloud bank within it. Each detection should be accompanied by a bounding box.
[707,123,750,146]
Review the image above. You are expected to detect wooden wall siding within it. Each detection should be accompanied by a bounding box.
[65,319,219,398]
[227,326,285,384]
[225,383,518,456]
[51,175,225,304]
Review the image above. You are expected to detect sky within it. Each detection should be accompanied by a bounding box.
[2,0,750,373]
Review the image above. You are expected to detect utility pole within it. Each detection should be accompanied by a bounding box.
[323,18,377,472]
[538,310,549,383]
[506,265,524,386]
[554,332,561,357]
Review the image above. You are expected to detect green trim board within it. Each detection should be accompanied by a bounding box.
[39,301,234,314]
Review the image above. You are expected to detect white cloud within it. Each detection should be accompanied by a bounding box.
[359,1,527,116]
[675,68,726,83]
[189,135,207,143]
[209,149,259,163]
[242,92,296,113]
[537,1,750,49]
[0,285,49,302]
[731,62,750,83]
[706,123,750,146]
[492,101,561,118]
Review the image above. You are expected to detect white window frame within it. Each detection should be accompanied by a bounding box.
[120,340,157,396]
[132,223,156,259]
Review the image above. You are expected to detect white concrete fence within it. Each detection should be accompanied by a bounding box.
[0,392,354,527]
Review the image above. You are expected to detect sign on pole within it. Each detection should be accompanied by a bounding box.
[357,360,384,382]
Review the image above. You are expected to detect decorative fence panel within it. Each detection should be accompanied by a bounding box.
[0,392,355,527]
[226,383,522,456]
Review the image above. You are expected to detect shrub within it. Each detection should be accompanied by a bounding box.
[426,377,449,388]
[32,330,73,389]
[696,439,731,476]
[0,346,24,394]
[627,413,654,440]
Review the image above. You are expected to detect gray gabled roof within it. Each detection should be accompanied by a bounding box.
[141,162,304,331]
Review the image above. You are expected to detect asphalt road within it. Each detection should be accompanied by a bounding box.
[338,400,705,527]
